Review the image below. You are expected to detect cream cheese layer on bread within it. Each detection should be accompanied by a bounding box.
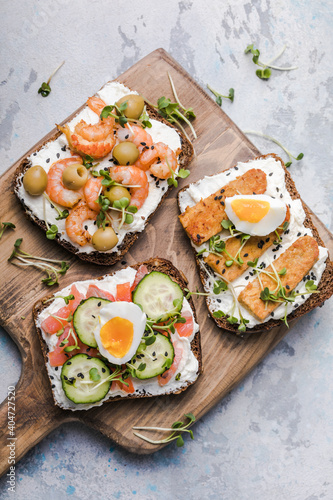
[178,156,328,328]
[16,82,182,255]
[36,266,200,411]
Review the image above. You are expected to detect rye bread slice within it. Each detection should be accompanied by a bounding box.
[33,257,202,410]
[13,93,194,266]
[177,153,333,335]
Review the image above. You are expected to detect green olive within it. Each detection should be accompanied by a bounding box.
[23,165,48,196]
[112,142,139,166]
[92,227,118,251]
[116,94,145,120]
[104,185,131,204]
[62,163,88,190]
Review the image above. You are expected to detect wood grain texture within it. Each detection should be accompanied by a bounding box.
[0,49,332,475]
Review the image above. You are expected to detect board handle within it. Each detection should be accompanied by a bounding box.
[0,365,69,478]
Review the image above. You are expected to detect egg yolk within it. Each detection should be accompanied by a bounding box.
[231,199,270,223]
[100,317,134,358]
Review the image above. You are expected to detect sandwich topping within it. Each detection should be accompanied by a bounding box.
[16,82,183,255]
[37,266,200,410]
[179,156,328,330]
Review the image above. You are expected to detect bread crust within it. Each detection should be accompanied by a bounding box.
[177,153,333,335]
[33,257,202,409]
[13,95,194,266]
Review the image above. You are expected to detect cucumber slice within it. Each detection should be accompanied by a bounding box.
[73,297,111,347]
[132,271,184,321]
[129,333,174,380]
[61,354,111,404]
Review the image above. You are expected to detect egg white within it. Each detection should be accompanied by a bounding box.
[224,194,287,236]
[93,302,146,365]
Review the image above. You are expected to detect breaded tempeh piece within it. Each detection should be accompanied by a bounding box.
[238,236,319,321]
[179,169,267,245]
[205,207,290,282]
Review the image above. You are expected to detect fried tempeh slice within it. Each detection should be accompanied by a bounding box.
[238,235,319,321]
[179,169,267,245]
[204,206,290,282]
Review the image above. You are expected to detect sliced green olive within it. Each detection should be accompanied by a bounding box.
[116,94,145,120]
[62,163,88,190]
[23,165,48,196]
[92,227,118,251]
[112,142,139,166]
[104,186,131,204]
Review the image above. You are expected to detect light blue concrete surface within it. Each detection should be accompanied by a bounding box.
[1,1,333,498]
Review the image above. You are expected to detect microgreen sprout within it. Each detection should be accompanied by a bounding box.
[111,197,138,229]
[43,294,74,305]
[38,61,65,97]
[133,412,196,447]
[8,238,69,286]
[82,155,98,169]
[78,367,129,389]
[46,224,59,240]
[243,130,304,167]
[0,221,15,240]
[212,278,249,333]
[165,157,190,188]
[208,235,243,267]
[206,84,234,106]
[245,44,297,80]
[139,106,152,129]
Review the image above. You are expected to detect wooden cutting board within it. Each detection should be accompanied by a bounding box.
[0,49,332,476]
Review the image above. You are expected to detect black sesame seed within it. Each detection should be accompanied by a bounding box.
[245,276,249,280]
[222,269,226,274]
[165,352,168,357]
[102,368,106,373]
[234,166,239,170]
[274,255,277,259]
[86,347,91,352]
[84,225,88,230]
[50,375,54,379]
[269,172,273,176]
[140,142,146,146]
[67,361,71,365]
[46,158,50,163]
[220,189,225,194]
[217,299,221,303]
[162,187,165,191]
[61,145,67,151]
[217,195,222,200]
[271,312,274,316]
[216,260,220,264]
[280,194,283,198]
[220,201,225,206]
[55,367,58,371]
[104,167,109,171]
[87,356,92,360]
[266,238,270,242]
[98,302,101,307]
[52,384,55,388]
[94,221,97,225]
[226,172,230,176]
[152,352,156,357]
[312,275,317,280]
[301,295,305,299]
[276,187,279,192]
[125,134,129,139]
[197,234,201,240]
[294,303,299,308]
[286,285,290,290]
[214,196,218,201]
[65,353,69,358]
[64,376,68,380]
[244,253,248,257]
[151,145,155,150]
[121,261,127,265]
[236,234,241,239]
[33,152,37,156]
[56,152,60,159]
[113,130,117,135]
[132,359,136,364]
[126,161,130,166]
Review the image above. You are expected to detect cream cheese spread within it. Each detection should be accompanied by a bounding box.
[178,157,328,328]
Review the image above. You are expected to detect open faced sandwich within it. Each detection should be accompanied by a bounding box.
[33,258,202,410]
[178,154,333,334]
[14,82,193,265]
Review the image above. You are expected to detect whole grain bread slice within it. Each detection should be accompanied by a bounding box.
[13,91,194,266]
[33,257,202,410]
[177,153,333,335]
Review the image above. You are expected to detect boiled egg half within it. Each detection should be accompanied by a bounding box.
[224,194,287,236]
[93,302,146,365]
